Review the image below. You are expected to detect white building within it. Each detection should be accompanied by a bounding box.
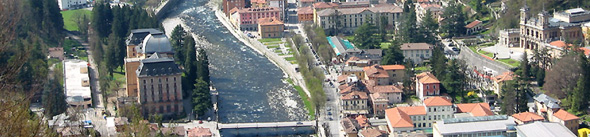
[63,59,92,108]
[58,0,88,10]
[433,115,517,137]
[516,122,576,137]
[385,97,454,132]
[401,43,432,65]
[315,4,403,34]
[499,29,520,47]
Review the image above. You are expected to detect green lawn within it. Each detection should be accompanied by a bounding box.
[415,66,431,72]
[380,42,391,49]
[498,59,520,67]
[274,50,283,53]
[285,56,296,61]
[267,45,280,49]
[263,41,284,45]
[258,38,282,43]
[295,85,315,120]
[61,9,92,31]
[480,50,494,58]
[345,36,354,42]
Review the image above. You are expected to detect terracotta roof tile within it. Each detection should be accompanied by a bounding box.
[397,106,427,115]
[423,97,452,106]
[455,103,493,116]
[416,72,440,84]
[465,20,482,29]
[401,43,432,50]
[553,109,579,121]
[258,17,284,25]
[494,71,514,82]
[313,2,339,9]
[368,85,402,94]
[356,115,370,127]
[381,65,405,70]
[342,117,360,133]
[342,91,368,100]
[364,65,389,78]
[297,6,313,14]
[512,112,544,123]
[385,108,414,128]
[337,75,348,83]
[360,128,386,137]
[549,40,568,48]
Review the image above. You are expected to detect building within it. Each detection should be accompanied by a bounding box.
[382,65,405,84]
[187,127,212,137]
[298,0,315,7]
[416,3,443,23]
[342,66,365,79]
[231,7,281,31]
[516,122,576,137]
[492,71,514,96]
[63,59,92,108]
[370,92,389,117]
[385,97,454,132]
[499,29,520,47]
[363,65,390,85]
[454,103,493,117]
[465,20,483,35]
[315,4,402,34]
[359,128,387,137]
[125,29,174,98]
[328,36,357,57]
[136,53,184,116]
[345,49,383,65]
[49,47,65,60]
[342,117,361,137]
[346,56,371,67]
[433,115,517,137]
[532,93,580,134]
[223,0,245,16]
[58,0,87,10]
[366,84,402,104]
[512,112,544,124]
[400,43,432,64]
[519,7,588,50]
[342,91,369,115]
[415,72,440,100]
[356,115,370,128]
[257,17,284,38]
[297,6,314,23]
[583,22,590,45]
[551,109,580,134]
[250,0,267,8]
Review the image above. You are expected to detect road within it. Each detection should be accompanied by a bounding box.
[66,32,108,136]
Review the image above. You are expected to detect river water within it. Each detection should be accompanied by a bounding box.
[164,0,309,125]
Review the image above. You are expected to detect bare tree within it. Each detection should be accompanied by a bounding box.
[543,55,584,99]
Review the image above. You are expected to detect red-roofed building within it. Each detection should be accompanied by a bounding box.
[360,128,387,137]
[363,65,390,85]
[385,97,454,132]
[493,71,514,96]
[512,112,544,124]
[231,7,281,31]
[297,6,314,23]
[455,103,494,117]
[356,115,370,128]
[341,117,360,137]
[370,92,388,117]
[465,20,483,35]
[223,0,246,17]
[382,65,405,84]
[257,17,284,38]
[366,85,402,104]
[551,109,580,134]
[342,91,369,114]
[416,72,440,100]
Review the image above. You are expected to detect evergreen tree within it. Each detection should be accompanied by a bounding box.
[196,48,210,84]
[378,16,389,41]
[443,59,467,102]
[518,52,531,81]
[192,78,211,117]
[381,40,405,65]
[170,25,187,65]
[568,54,589,114]
[431,46,447,78]
[418,10,438,44]
[402,61,415,98]
[501,81,517,115]
[399,2,418,43]
[353,21,379,49]
[441,1,466,38]
[182,35,197,93]
[105,34,120,76]
[43,78,67,117]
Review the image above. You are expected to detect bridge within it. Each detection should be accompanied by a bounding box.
[218,121,316,129]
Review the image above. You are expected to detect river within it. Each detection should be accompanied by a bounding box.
[163,0,309,126]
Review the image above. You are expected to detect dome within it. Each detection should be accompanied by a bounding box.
[140,34,173,54]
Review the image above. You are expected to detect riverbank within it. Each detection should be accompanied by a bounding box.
[209,2,311,98]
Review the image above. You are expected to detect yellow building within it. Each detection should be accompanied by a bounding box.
[257,17,284,38]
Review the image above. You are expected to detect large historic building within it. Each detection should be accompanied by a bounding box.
[315,3,402,34]
[519,5,589,49]
[124,28,184,116]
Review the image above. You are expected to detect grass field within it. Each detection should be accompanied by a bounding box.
[345,36,354,42]
[258,38,282,43]
[267,45,280,49]
[285,56,296,61]
[498,59,520,67]
[380,42,391,49]
[295,85,315,120]
[61,9,92,31]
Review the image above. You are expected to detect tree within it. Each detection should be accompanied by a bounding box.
[378,15,389,41]
[43,76,67,117]
[544,55,584,99]
[192,78,211,117]
[182,35,197,93]
[170,25,187,65]
[381,40,405,65]
[398,1,418,43]
[353,21,379,49]
[441,1,466,38]
[442,59,468,102]
[517,52,531,82]
[196,48,210,83]
[431,46,447,78]
[500,81,517,115]
[419,10,439,44]
[402,61,415,98]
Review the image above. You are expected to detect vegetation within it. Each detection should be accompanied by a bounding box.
[500,53,531,115]
[295,85,315,119]
[61,9,92,31]
[353,20,380,49]
[258,38,282,43]
[381,40,405,65]
[303,24,334,64]
[441,1,467,38]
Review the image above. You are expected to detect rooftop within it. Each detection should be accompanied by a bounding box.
[416,72,440,84]
[455,103,493,117]
[258,17,284,26]
[465,20,482,29]
[360,128,386,137]
[494,71,514,82]
[297,6,313,14]
[435,115,516,135]
[137,53,183,77]
[187,127,212,137]
[381,65,405,70]
[342,91,368,100]
[533,93,560,108]
[385,108,415,128]
[553,109,580,121]
[127,28,163,46]
[401,43,432,50]
[511,112,544,123]
[64,59,91,102]
[342,117,360,133]
[364,65,389,78]
[516,122,576,137]
[424,97,452,106]
[138,33,173,54]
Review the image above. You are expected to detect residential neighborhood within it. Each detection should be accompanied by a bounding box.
[4,0,590,136]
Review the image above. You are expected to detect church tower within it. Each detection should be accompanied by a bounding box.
[520,0,530,24]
